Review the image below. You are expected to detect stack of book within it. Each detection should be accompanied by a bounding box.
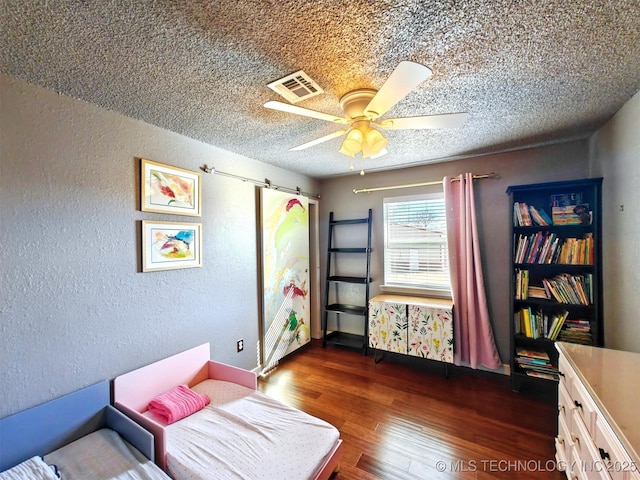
[558,319,592,344]
[515,348,559,381]
[551,205,583,225]
[527,285,548,299]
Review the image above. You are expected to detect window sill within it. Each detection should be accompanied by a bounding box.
[379,284,452,300]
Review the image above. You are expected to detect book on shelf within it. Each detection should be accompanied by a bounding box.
[514,270,591,306]
[530,206,553,226]
[526,371,558,381]
[528,285,548,299]
[515,308,568,340]
[542,274,592,305]
[557,319,592,345]
[537,208,552,225]
[522,308,536,338]
[513,202,531,226]
[513,233,593,265]
[547,310,569,340]
[515,347,559,380]
[514,268,528,300]
[513,202,553,227]
[514,200,590,227]
[516,348,549,360]
[513,202,522,226]
[551,204,592,225]
[514,196,593,227]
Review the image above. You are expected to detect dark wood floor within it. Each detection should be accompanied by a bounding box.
[257,340,565,480]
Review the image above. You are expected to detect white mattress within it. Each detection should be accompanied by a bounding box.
[152,379,340,480]
[43,428,169,480]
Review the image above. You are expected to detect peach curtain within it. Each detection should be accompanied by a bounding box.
[443,173,501,369]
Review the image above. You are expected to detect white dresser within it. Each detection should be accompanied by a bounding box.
[556,342,639,480]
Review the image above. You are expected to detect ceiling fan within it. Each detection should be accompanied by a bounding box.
[264,61,469,169]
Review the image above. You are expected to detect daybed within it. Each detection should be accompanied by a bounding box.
[0,380,170,479]
[113,343,343,480]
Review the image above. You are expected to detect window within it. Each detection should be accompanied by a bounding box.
[383,193,451,294]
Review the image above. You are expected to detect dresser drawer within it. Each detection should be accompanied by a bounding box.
[559,380,573,430]
[570,410,595,468]
[558,351,572,393]
[571,375,597,436]
[594,416,636,480]
[571,410,614,480]
[568,445,596,480]
[559,351,597,435]
[558,410,574,471]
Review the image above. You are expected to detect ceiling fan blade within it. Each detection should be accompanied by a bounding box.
[377,112,469,130]
[364,61,433,119]
[289,129,348,151]
[264,100,348,124]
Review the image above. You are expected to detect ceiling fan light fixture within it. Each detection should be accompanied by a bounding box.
[340,128,363,156]
[363,128,387,157]
[339,144,356,157]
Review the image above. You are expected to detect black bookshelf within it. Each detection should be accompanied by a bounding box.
[506,178,603,393]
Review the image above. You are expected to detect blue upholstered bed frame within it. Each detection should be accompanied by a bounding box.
[0,381,155,472]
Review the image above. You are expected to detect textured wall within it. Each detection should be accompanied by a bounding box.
[318,142,590,367]
[589,90,640,353]
[0,74,318,418]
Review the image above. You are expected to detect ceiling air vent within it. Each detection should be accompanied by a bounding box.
[267,70,323,104]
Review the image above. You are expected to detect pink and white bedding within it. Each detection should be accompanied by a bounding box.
[113,343,343,480]
[144,380,340,480]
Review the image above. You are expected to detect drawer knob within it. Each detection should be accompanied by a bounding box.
[571,433,580,445]
[573,400,582,409]
[599,448,610,461]
[558,371,565,377]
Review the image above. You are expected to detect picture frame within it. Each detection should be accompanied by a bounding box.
[142,220,202,272]
[141,159,201,216]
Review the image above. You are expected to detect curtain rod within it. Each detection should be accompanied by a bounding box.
[200,164,321,199]
[352,172,498,194]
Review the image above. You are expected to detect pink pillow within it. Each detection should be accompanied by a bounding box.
[147,384,210,424]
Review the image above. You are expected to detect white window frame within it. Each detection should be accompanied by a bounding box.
[381,192,452,298]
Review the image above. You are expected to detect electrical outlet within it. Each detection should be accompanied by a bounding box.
[236,339,244,352]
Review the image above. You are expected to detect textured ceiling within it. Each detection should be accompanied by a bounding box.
[2,1,640,178]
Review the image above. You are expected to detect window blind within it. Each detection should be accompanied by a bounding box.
[383,193,450,291]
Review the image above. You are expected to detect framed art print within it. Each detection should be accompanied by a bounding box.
[141,159,201,216]
[142,220,202,272]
